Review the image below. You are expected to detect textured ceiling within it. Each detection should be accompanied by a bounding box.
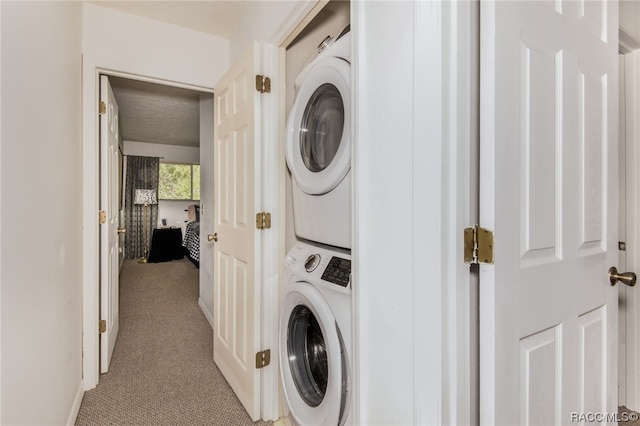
[88,1,247,39]
[109,76,206,147]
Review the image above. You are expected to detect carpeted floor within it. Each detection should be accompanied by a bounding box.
[620,406,640,425]
[75,258,271,426]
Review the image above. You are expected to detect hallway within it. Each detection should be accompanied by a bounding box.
[75,258,269,425]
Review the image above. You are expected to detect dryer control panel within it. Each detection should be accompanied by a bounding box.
[321,256,351,287]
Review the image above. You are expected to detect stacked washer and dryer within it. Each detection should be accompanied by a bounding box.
[279,27,353,426]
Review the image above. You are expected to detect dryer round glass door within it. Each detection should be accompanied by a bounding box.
[286,57,351,195]
[299,83,344,173]
[279,282,343,426]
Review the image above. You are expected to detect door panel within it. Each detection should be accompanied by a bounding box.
[100,75,120,373]
[213,42,262,421]
[480,1,618,424]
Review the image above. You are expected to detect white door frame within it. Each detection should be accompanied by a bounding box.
[618,21,640,411]
[618,52,628,408]
[81,64,214,390]
[621,48,640,412]
[351,1,471,424]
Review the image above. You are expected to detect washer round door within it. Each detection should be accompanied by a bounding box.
[279,281,343,426]
[286,56,351,195]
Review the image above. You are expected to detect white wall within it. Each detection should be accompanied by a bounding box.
[229,1,315,60]
[82,3,229,390]
[123,140,201,235]
[1,2,84,424]
[83,3,229,89]
[199,95,215,327]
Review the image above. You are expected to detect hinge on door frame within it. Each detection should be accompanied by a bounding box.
[619,241,627,251]
[99,210,107,224]
[99,101,107,115]
[256,212,272,230]
[464,225,495,265]
[255,349,271,369]
[99,320,107,333]
[255,75,271,93]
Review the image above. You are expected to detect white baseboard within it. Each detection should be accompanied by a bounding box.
[66,381,85,426]
[198,297,214,329]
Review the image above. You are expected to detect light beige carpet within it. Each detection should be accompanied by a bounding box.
[620,406,640,426]
[75,258,270,426]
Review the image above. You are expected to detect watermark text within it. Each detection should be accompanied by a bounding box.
[570,411,639,422]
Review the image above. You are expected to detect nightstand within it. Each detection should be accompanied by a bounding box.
[147,227,184,263]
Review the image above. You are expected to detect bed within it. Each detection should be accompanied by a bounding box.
[183,205,200,267]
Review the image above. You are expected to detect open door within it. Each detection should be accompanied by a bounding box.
[100,75,121,373]
[212,42,263,421]
[479,1,619,424]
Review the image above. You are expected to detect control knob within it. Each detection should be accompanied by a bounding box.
[305,254,321,273]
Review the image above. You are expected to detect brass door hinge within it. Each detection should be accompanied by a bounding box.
[99,101,107,115]
[464,225,494,265]
[256,212,272,230]
[255,75,271,93]
[99,320,107,333]
[256,349,271,369]
[99,210,106,224]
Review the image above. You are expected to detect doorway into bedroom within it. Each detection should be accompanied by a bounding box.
[109,76,207,270]
[77,75,250,423]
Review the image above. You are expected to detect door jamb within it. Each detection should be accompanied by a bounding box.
[622,49,640,412]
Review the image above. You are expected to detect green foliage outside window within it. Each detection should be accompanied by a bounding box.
[159,163,200,201]
[193,165,200,200]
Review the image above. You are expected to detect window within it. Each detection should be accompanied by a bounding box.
[159,163,200,200]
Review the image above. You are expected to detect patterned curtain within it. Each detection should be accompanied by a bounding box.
[124,156,160,259]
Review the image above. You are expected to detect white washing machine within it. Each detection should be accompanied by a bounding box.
[279,242,352,426]
[286,29,351,250]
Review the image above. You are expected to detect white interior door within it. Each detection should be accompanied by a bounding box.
[100,75,120,373]
[213,42,262,421]
[480,1,618,424]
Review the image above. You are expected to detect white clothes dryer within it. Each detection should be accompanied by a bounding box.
[279,242,352,426]
[286,30,351,249]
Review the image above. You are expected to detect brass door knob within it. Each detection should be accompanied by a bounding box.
[608,267,637,287]
[208,233,218,242]
[117,228,126,234]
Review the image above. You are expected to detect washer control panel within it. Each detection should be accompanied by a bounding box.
[321,256,351,287]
